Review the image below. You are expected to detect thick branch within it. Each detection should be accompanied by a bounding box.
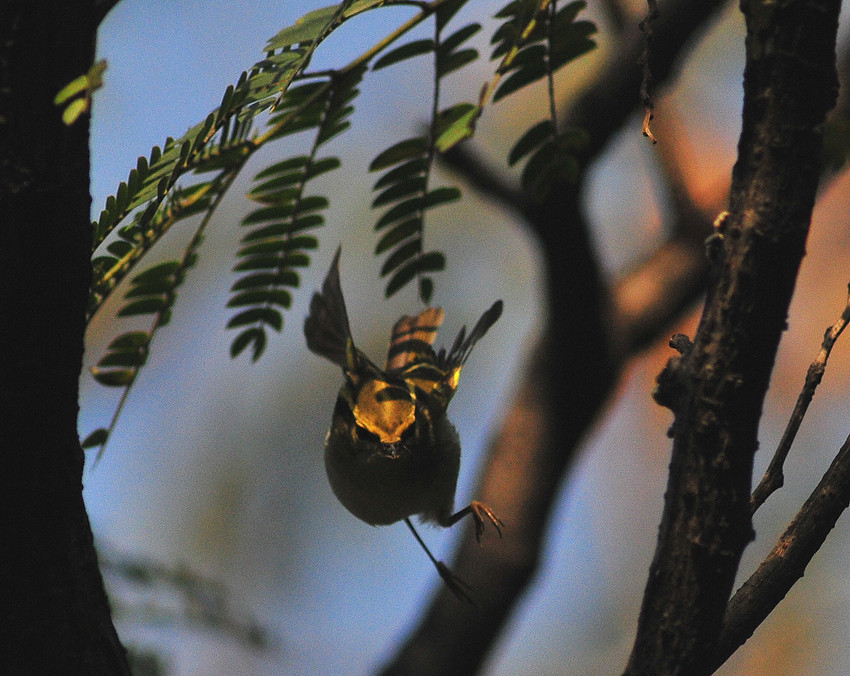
[1,2,130,672]
[624,1,840,674]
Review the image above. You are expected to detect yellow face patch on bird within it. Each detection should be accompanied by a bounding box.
[352,378,416,444]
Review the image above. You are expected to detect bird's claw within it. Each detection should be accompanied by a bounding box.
[436,561,476,605]
[470,501,504,543]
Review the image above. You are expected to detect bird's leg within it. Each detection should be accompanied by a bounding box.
[405,518,474,604]
[442,501,504,542]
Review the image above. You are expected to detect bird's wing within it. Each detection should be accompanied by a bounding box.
[304,247,356,370]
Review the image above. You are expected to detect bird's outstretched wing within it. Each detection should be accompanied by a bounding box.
[304,247,354,370]
[440,300,503,371]
[399,300,503,412]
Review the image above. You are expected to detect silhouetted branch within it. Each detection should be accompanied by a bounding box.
[713,429,850,671]
[751,285,850,512]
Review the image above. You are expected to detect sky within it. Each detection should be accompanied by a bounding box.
[83,2,850,675]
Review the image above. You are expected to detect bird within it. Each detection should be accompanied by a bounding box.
[304,247,503,601]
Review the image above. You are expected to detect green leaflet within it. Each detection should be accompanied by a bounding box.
[266,5,341,50]
[492,0,596,102]
[509,119,553,165]
[373,40,435,70]
[81,428,110,449]
[55,60,107,126]
[370,138,429,172]
[228,66,363,361]
[385,251,446,298]
[376,218,420,254]
[230,327,267,362]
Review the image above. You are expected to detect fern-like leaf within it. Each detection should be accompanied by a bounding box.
[368,3,481,301]
[493,0,596,201]
[228,66,365,361]
[492,0,595,101]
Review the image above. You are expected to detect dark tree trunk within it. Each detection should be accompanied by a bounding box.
[1,2,129,673]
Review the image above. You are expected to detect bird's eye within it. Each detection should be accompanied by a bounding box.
[355,425,381,443]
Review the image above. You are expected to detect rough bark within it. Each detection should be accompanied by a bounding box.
[0,2,130,673]
[623,1,841,674]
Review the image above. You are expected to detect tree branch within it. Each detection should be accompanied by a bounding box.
[712,429,850,672]
[624,0,841,673]
[750,285,850,512]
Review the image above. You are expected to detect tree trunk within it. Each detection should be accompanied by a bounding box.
[0,2,129,672]
[624,0,841,673]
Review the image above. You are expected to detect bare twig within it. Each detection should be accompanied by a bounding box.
[711,430,850,672]
[638,0,660,143]
[750,284,850,512]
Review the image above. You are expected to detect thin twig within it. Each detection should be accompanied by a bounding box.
[713,429,850,672]
[750,283,850,512]
[638,0,659,143]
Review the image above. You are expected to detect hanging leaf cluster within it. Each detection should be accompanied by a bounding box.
[228,67,365,361]
[84,1,389,457]
[491,0,595,101]
[368,0,480,302]
[88,0,384,321]
[89,117,253,322]
[491,0,596,200]
[81,0,601,459]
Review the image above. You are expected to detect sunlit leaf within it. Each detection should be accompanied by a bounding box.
[54,74,89,105]
[91,367,136,387]
[266,5,338,50]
